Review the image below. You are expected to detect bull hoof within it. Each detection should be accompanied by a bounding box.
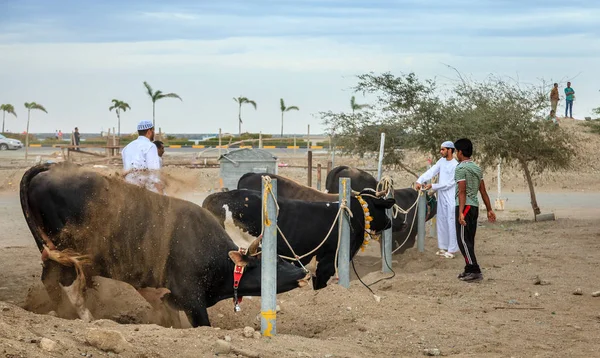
[80,309,94,323]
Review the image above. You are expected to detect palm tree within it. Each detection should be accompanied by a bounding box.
[1,104,17,133]
[233,96,257,136]
[143,81,182,129]
[350,95,370,114]
[279,98,299,137]
[24,102,48,160]
[109,99,131,137]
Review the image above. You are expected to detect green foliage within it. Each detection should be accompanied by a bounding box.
[143,82,182,103]
[24,102,48,113]
[0,104,17,117]
[320,71,576,215]
[109,99,131,113]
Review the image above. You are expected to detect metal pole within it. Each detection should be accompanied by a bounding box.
[317,164,322,191]
[376,133,386,181]
[417,189,427,252]
[338,177,351,288]
[259,132,263,149]
[381,200,393,273]
[307,124,310,150]
[293,136,297,155]
[261,178,277,336]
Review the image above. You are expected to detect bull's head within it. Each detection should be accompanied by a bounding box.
[356,188,397,233]
[228,238,310,297]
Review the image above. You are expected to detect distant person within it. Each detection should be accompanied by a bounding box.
[122,120,164,194]
[58,130,63,141]
[550,83,559,114]
[564,82,575,119]
[55,130,58,140]
[546,110,559,126]
[453,138,496,283]
[154,140,165,167]
[73,127,81,151]
[153,140,165,158]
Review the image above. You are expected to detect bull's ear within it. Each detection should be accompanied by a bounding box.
[228,251,249,267]
[155,288,171,301]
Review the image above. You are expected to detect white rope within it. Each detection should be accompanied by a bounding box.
[391,191,423,255]
[257,176,353,276]
[363,190,424,265]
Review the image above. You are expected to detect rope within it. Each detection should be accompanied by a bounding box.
[362,189,424,266]
[257,176,353,275]
[376,176,412,218]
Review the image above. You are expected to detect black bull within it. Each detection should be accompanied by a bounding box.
[202,188,398,290]
[20,163,309,327]
[238,172,436,254]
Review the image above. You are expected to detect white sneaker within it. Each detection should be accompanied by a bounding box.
[443,252,455,259]
[436,249,447,256]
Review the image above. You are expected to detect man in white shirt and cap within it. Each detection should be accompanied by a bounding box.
[121,120,164,194]
[415,141,459,258]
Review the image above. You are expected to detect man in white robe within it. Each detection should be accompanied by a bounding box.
[415,141,459,258]
[121,120,164,194]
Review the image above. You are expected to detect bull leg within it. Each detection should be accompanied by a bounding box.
[48,263,93,322]
[184,306,210,327]
[169,289,210,327]
[41,261,63,310]
[61,281,93,322]
[313,254,336,290]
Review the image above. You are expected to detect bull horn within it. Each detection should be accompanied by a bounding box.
[248,237,262,256]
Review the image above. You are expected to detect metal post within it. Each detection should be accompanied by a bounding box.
[259,132,263,149]
[375,132,392,271]
[317,164,322,191]
[417,189,427,252]
[307,151,313,187]
[338,177,351,288]
[381,202,393,273]
[307,124,311,149]
[376,133,386,181]
[261,178,277,336]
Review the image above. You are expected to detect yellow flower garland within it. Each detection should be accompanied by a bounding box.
[356,195,373,251]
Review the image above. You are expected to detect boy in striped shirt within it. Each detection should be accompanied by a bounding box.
[454,138,496,282]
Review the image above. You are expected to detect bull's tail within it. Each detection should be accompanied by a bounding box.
[20,163,55,252]
[20,163,92,287]
[42,245,92,288]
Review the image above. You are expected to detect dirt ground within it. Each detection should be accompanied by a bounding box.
[1,121,599,357]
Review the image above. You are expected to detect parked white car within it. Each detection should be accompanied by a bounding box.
[0,134,24,150]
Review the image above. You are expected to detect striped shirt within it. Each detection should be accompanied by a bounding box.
[454,160,483,207]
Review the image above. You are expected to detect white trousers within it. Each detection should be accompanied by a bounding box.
[124,173,161,194]
[436,190,458,253]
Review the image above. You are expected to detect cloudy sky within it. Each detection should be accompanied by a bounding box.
[1,0,599,135]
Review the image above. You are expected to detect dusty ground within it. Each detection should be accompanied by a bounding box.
[0,120,599,357]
